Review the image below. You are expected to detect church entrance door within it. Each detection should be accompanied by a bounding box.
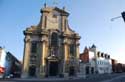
[49,61,58,76]
[69,66,75,76]
[29,66,36,77]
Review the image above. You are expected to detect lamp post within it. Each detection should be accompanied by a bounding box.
[110,11,125,22]
[121,11,125,22]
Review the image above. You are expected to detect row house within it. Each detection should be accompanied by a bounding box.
[111,59,125,73]
[111,59,118,73]
[80,44,112,75]
[95,51,112,74]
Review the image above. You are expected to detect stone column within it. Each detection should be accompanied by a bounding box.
[40,40,46,77]
[36,41,42,78]
[63,42,69,77]
[21,36,31,78]
[75,42,80,64]
[64,44,68,61]
[76,41,80,59]
[76,42,80,76]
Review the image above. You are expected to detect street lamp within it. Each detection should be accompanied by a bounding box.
[110,11,125,22]
[121,11,125,22]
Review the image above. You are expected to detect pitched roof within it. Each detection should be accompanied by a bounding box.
[91,44,96,48]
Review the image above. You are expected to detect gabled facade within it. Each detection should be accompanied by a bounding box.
[80,46,96,75]
[80,44,112,75]
[22,5,80,78]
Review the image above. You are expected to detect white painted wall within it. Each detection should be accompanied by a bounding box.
[89,47,112,74]
[89,51,96,68]
[96,55,112,74]
[0,49,7,68]
[0,48,7,78]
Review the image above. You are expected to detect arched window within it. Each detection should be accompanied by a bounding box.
[70,44,74,55]
[51,32,58,47]
[31,42,37,53]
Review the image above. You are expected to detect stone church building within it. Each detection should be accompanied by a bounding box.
[22,5,80,78]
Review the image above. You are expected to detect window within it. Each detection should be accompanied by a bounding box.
[97,61,99,64]
[70,44,74,55]
[31,42,37,53]
[101,53,104,57]
[6,55,11,61]
[97,52,100,57]
[51,33,58,47]
[6,52,12,61]
[105,54,107,58]
[30,54,37,65]
[108,55,110,59]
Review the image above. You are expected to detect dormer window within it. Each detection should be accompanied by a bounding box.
[108,55,110,59]
[105,54,107,58]
[97,52,100,57]
[101,53,104,57]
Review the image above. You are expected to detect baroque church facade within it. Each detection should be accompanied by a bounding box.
[22,5,80,78]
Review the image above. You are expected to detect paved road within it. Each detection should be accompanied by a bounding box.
[0,73,125,82]
[101,74,125,82]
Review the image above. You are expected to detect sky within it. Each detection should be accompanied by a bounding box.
[0,0,125,63]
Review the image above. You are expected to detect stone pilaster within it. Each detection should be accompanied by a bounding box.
[36,41,42,78]
[38,9,48,29]
[42,15,47,29]
[63,42,69,77]
[40,40,47,77]
[21,36,31,78]
[61,16,67,32]
[64,44,68,61]
[75,42,80,75]
[76,43,80,59]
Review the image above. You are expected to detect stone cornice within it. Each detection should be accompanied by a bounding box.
[41,7,69,16]
[23,29,49,36]
[40,31,48,36]
[61,33,81,40]
[61,42,69,45]
[39,40,47,43]
[74,36,81,40]
[23,30,32,35]
[76,43,80,46]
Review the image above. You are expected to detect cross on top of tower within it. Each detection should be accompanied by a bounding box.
[44,0,59,7]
